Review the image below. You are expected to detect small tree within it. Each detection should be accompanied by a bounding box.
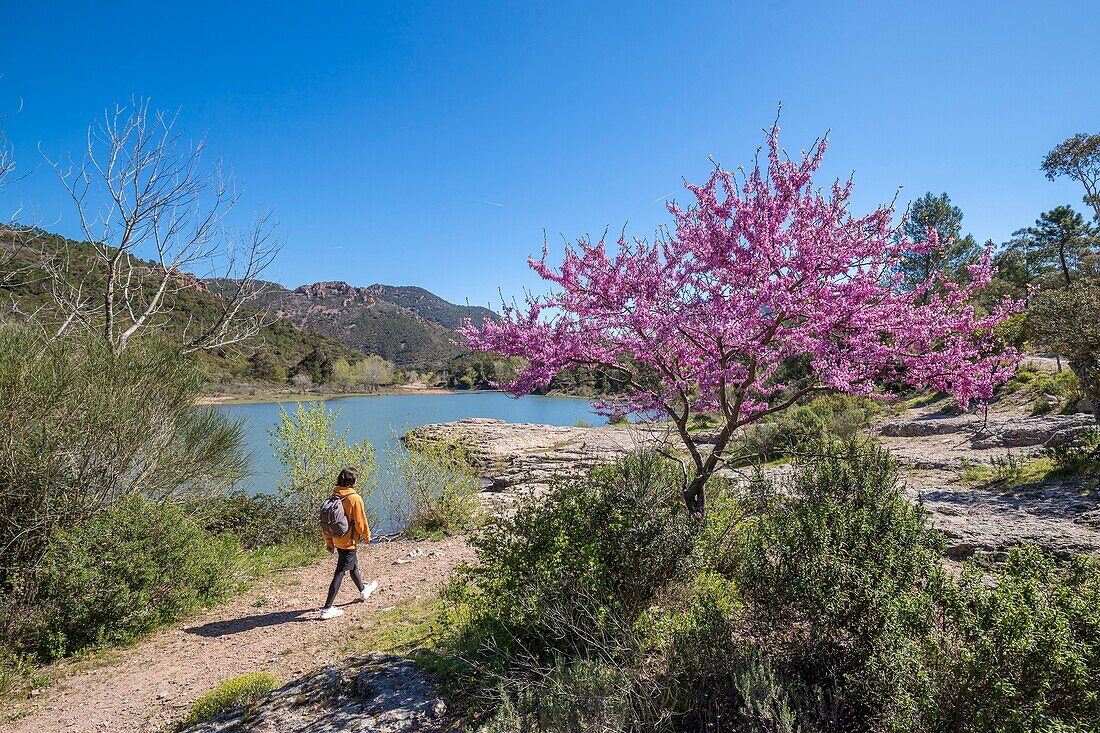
[292,346,334,385]
[42,99,280,354]
[462,126,1020,514]
[269,402,377,529]
[1028,282,1100,424]
[1014,206,1098,287]
[356,355,395,392]
[1043,133,1100,222]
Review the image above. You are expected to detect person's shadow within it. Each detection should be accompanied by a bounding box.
[184,599,360,638]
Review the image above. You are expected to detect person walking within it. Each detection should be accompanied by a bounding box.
[318,467,378,620]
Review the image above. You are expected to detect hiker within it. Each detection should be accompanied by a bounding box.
[318,467,378,620]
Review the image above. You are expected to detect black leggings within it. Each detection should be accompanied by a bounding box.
[324,548,364,608]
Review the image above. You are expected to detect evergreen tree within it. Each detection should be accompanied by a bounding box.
[898,192,982,293]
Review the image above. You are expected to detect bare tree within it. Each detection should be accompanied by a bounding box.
[41,98,280,354]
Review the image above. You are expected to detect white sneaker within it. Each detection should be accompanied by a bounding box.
[361,580,379,601]
[319,606,344,620]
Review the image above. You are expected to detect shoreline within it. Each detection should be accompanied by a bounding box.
[195,385,607,407]
[195,385,483,406]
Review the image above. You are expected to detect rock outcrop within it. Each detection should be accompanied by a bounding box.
[180,654,450,733]
[414,410,1100,561]
[407,418,673,511]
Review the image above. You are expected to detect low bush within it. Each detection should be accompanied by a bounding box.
[190,490,302,549]
[183,671,279,726]
[938,547,1100,732]
[1002,365,1083,414]
[1045,428,1100,476]
[8,498,234,661]
[443,452,697,725]
[730,443,947,731]
[436,442,1100,733]
[738,393,879,462]
[269,402,378,533]
[391,433,485,538]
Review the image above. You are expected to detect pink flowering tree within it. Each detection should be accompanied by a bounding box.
[461,127,1020,516]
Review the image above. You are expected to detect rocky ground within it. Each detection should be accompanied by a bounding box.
[412,397,1100,560]
[180,654,451,733]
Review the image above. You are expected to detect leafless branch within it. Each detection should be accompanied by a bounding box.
[38,97,277,354]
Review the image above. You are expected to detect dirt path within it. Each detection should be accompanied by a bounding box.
[2,536,473,733]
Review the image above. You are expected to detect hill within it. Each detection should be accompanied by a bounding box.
[1,227,498,378]
[256,280,497,367]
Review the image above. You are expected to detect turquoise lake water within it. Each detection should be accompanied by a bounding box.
[218,392,603,532]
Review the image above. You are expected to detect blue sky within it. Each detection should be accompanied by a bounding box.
[3,1,1098,309]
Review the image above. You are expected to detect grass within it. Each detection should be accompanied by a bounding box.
[234,538,327,583]
[183,672,279,727]
[959,454,1058,489]
[347,598,447,656]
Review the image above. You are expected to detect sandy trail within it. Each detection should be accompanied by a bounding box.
[2,536,472,733]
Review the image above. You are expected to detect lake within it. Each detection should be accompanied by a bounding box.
[218,391,604,532]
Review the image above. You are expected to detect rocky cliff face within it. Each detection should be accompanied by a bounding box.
[259,280,497,366]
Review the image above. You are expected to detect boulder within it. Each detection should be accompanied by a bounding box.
[180,654,450,733]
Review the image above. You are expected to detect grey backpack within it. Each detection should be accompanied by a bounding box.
[319,495,350,538]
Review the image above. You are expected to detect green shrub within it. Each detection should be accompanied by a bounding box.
[183,672,279,726]
[731,442,947,732]
[1003,365,1084,414]
[443,452,696,722]
[391,432,485,538]
[190,490,302,549]
[1045,428,1100,476]
[739,393,879,462]
[937,547,1100,732]
[0,324,246,586]
[269,402,378,532]
[13,498,235,660]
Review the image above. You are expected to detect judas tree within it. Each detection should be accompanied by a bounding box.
[461,127,1020,516]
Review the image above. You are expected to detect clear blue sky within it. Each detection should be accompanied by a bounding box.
[3,1,1098,309]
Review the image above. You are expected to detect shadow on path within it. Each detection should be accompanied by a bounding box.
[185,598,366,638]
[185,609,314,638]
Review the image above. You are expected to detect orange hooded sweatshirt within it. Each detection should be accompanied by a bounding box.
[324,485,371,550]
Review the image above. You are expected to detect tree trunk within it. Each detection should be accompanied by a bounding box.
[683,473,707,518]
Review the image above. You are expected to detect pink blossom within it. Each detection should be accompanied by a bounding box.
[460,126,1022,510]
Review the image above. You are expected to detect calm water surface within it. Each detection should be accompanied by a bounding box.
[219,392,603,531]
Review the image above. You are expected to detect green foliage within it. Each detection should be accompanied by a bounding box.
[291,346,335,385]
[898,192,983,293]
[446,352,518,389]
[1012,206,1098,287]
[435,443,1100,732]
[11,498,234,660]
[248,348,286,382]
[269,402,377,531]
[0,323,246,581]
[390,433,485,538]
[1045,428,1100,476]
[183,672,279,726]
[939,547,1100,732]
[738,393,879,462]
[1003,365,1083,414]
[331,354,396,391]
[1028,282,1100,423]
[189,490,302,549]
[731,443,947,731]
[442,453,697,724]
